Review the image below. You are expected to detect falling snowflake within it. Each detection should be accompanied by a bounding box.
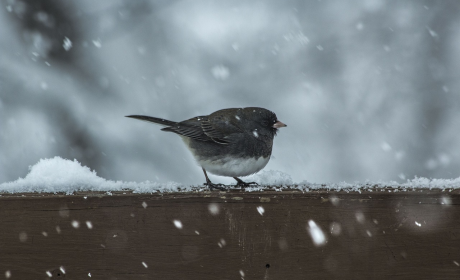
[71,220,80,228]
[63,37,72,51]
[92,39,102,48]
[173,220,183,229]
[307,220,326,246]
[257,206,265,216]
[208,203,220,215]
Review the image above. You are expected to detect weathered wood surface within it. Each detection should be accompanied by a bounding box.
[1,188,460,279]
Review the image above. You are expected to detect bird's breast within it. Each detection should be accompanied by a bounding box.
[198,156,270,177]
[180,136,271,177]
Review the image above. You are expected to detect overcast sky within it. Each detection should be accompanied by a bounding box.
[1,0,460,185]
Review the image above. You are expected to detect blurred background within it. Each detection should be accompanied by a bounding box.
[1,0,459,185]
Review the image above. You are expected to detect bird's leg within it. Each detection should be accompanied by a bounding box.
[202,168,226,191]
[233,177,258,189]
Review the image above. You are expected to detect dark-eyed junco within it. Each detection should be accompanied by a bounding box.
[126,107,286,190]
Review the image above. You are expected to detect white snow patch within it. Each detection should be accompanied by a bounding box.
[60,266,66,274]
[46,271,52,277]
[1,157,460,194]
[415,221,421,227]
[88,272,92,277]
[86,221,93,229]
[142,262,148,268]
[253,130,259,138]
[239,269,245,277]
[235,115,241,121]
[307,220,326,246]
[245,170,293,186]
[5,271,11,278]
[173,220,183,229]
[42,231,48,237]
[142,201,148,208]
[0,157,184,194]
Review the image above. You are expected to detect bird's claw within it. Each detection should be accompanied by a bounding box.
[204,182,227,191]
[233,177,258,189]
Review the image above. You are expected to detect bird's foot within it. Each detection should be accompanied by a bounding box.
[233,177,259,189]
[204,182,227,191]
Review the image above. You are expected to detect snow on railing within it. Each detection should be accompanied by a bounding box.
[0,157,459,194]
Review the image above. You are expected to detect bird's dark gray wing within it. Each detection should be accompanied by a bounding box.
[162,115,243,145]
[126,114,234,143]
[161,116,212,142]
[200,120,231,144]
[201,113,244,144]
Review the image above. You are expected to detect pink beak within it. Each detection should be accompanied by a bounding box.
[273,121,287,128]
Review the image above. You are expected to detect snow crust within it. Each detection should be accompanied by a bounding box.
[0,157,184,194]
[0,157,459,194]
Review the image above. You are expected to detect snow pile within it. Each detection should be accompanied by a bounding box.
[402,177,460,189]
[0,157,459,194]
[245,170,293,186]
[0,157,184,194]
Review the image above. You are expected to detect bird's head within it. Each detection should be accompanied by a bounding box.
[242,107,286,138]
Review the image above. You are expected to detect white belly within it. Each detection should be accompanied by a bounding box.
[180,136,270,177]
[198,156,270,177]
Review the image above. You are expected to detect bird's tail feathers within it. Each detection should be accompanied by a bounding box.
[125,115,177,127]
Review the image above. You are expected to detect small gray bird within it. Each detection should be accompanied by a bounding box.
[126,107,286,190]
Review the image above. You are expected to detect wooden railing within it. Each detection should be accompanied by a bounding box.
[1,188,459,279]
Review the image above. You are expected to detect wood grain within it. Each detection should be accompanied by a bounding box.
[0,189,459,279]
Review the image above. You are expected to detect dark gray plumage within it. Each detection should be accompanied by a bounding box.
[126,107,286,190]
